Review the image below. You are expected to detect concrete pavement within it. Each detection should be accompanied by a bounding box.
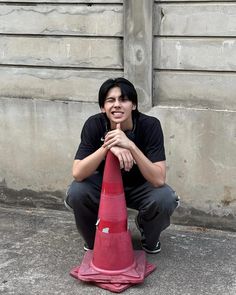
[0,206,236,295]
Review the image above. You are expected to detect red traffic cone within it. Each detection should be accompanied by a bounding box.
[70,151,156,291]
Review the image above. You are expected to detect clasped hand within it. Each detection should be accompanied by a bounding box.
[103,123,135,171]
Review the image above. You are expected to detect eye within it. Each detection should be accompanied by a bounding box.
[105,98,115,103]
[120,97,129,102]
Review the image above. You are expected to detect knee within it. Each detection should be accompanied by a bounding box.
[66,180,90,209]
[155,185,179,215]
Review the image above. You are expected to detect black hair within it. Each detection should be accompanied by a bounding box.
[98,77,138,109]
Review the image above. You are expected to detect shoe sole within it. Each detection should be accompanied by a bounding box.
[141,244,161,254]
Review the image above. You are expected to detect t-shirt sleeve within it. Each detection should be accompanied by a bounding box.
[74,117,101,160]
[144,118,166,162]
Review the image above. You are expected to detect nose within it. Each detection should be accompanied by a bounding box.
[114,98,121,107]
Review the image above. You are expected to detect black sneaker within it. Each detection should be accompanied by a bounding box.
[141,241,161,254]
[135,215,161,254]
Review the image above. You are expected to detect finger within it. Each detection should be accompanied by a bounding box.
[127,156,134,171]
[117,155,124,169]
[127,159,134,171]
[117,152,128,170]
[104,131,117,141]
[116,123,121,129]
[105,137,117,148]
[123,153,134,171]
[103,143,110,149]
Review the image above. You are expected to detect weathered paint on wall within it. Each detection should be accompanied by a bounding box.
[153,71,236,110]
[154,38,236,71]
[0,68,123,101]
[0,4,123,36]
[154,3,236,36]
[0,36,123,68]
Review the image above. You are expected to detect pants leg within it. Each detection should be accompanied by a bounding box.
[125,183,179,249]
[66,172,102,249]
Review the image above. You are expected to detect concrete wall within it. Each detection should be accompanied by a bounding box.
[0,0,123,209]
[0,0,235,230]
[152,0,236,230]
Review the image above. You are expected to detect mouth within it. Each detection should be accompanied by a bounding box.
[111,111,124,117]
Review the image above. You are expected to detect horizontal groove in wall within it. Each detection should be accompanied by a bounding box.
[155,104,236,113]
[154,35,236,39]
[1,68,234,76]
[0,32,123,39]
[155,1,236,4]
[0,33,123,39]
[0,2,123,6]
[0,96,100,104]
[154,68,236,74]
[0,64,124,71]
[0,33,123,38]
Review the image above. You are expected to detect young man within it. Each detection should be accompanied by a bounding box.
[65,77,179,254]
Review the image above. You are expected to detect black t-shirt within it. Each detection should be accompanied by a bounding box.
[74,111,166,186]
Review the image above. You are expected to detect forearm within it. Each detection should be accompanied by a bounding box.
[129,142,166,187]
[72,146,108,181]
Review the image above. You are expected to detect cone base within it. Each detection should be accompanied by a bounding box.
[71,250,147,284]
[70,261,156,293]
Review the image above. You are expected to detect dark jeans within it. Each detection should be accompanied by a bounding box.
[66,172,179,249]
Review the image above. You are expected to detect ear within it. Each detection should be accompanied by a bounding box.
[132,104,136,110]
[101,107,106,113]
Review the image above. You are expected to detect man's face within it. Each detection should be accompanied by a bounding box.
[101,87,136,129]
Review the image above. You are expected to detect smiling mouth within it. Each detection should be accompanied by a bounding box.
[111,111,124,115]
